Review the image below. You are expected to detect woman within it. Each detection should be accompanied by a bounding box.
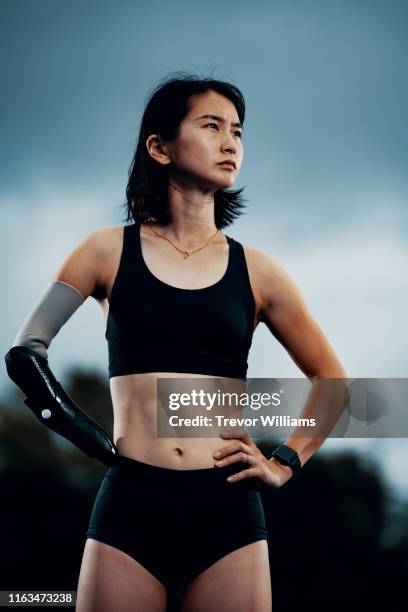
[5,73,347,612]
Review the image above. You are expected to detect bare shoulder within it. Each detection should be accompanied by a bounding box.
[82,225,124,292]
[241,242,300,310]
[53,225,124,300]
[241,243,282,276]
[86,225,123,252]
[67,225,123,270]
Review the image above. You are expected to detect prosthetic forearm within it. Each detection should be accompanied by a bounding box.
[4,281,118,466]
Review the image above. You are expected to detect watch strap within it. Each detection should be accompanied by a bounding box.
[271,445,302,475]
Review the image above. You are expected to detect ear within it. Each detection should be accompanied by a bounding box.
[146,134,172,166]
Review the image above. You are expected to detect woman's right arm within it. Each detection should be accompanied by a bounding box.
[4,228,118,466]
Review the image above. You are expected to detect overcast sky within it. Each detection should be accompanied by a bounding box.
[1,1,407,495]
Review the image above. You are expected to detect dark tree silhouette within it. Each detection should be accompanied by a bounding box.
[1,370,407,612]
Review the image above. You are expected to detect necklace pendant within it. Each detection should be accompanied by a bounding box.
[183,252,189,258]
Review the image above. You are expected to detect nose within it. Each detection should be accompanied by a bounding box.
[221,133,238,155]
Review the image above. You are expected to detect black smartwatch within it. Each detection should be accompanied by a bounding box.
[271,445,302,476]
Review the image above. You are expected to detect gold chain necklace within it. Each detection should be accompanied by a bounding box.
[147,221,220,259]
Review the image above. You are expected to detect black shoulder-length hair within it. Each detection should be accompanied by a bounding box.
[123,71,247,229]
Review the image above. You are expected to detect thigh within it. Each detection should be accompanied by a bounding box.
[76,538,167,612]
[181,539,271,612]
[85,466,179,589]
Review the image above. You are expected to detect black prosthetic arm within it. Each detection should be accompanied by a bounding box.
[5,346,118,466]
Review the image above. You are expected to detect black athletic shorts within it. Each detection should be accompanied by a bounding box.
[86,454,269,598]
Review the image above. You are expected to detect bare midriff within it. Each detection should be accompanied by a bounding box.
[110,371,248,470]
[101,225,263,470]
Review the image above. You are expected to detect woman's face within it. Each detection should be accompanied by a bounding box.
[164,90,244,191]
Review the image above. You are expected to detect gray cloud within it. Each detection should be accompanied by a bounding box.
[1,0,407,496]
[1,0,407,220]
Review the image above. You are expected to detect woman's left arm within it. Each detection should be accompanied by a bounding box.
[253,248,347,382]
[214,248,348,488]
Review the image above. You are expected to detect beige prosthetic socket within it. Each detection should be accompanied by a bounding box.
[12,280,86,359]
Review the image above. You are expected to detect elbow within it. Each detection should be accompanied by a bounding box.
[310,359,348,381]
[5,345,47,388]
[5,345,26,382]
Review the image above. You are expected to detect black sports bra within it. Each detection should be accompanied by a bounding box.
[105,222,256,380]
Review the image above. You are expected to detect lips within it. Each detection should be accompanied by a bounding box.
[218,161,236,169]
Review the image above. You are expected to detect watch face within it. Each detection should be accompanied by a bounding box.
[277,446,297,463]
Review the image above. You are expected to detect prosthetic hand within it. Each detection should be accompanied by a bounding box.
[4,281,118,467]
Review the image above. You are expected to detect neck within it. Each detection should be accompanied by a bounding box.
[149,179,221,249]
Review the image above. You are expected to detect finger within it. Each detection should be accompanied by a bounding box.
[226,467,259,483]
[215,451,253,467]
[240,429,252,443]
[220,427,251,441]
[239,441,253,453]
[214,453,248,467]
[214,441,252,459]
[220,426,248,440]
